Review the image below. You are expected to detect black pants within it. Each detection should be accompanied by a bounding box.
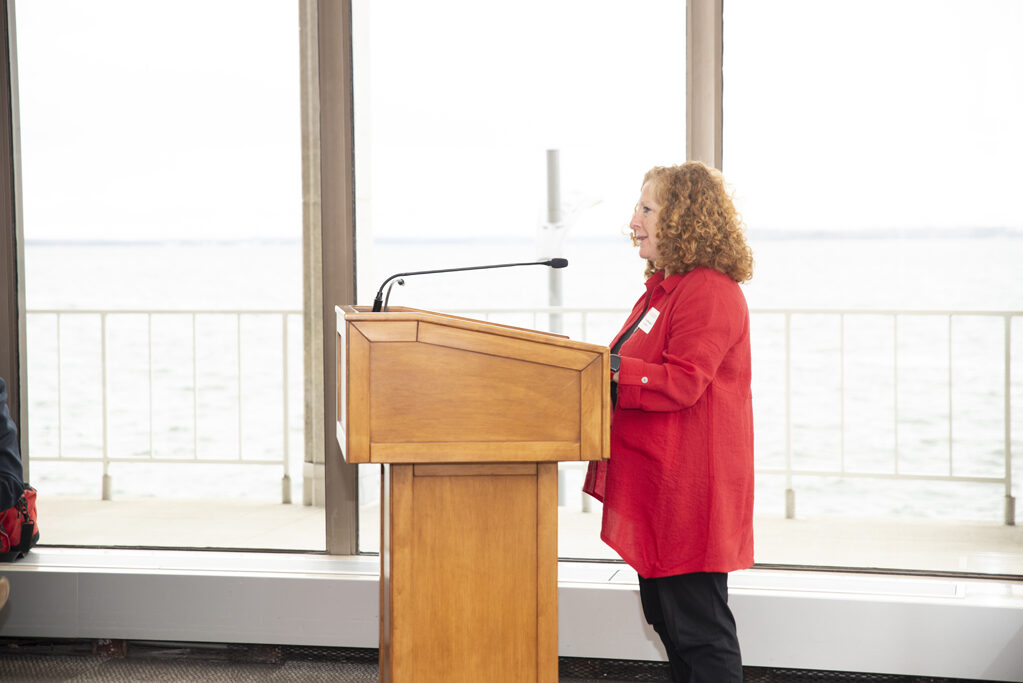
[638,572,743,683]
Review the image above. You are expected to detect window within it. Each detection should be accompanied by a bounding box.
[352,0,686,553]
[724,0,1023,574]
[17,1,315,549]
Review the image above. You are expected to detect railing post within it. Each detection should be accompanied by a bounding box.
[56,313,64,459]
[101,313,112,501]
[785,312,795,519]
[558,464,566,507]
[236,314,243,460]
[282,313,292,504]
[893,315,900,474]
[948,315,954,476]
[192,313,199,459]
[147,314,154,458]
[23,305,1023,526]
[839,313,846,473]
[1005,314,1015,526]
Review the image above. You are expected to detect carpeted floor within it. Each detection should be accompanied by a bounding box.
[0,639,995,682]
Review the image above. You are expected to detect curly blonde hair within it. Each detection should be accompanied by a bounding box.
[639,162,753,282]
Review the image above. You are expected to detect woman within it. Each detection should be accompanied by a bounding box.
[584,161,754,682]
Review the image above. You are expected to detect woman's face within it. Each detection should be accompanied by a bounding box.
[631,182,662,262]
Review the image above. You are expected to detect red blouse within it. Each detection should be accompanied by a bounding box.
[584,267,754,577]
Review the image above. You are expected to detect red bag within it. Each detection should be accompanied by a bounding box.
[0,485,39,561]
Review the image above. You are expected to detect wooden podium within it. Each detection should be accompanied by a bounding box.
[336,305,609,682]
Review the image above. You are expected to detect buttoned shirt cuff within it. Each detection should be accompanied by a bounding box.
[615,356,649,410]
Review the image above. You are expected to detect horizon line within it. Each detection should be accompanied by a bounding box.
[22,226,1023,247]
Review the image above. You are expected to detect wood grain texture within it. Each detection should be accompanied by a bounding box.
[414,463,537,477]
[536,463,558,681]
[353,319,418,342]
[383,464,415,682]
[338,307,605,680]
[346,325,371,463]
[344,305,570,342]
[335,329,346,452]
[419,321,593,369]
[383,463,556,682]
[337,306,611,464]
[379,464,393,682]
[369,342,580,444]
[579,356,607,462]
[370,441,578,464]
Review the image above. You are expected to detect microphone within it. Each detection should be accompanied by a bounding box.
[371,258,568,312]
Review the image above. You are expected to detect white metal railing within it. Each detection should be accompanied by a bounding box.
[761,308,1017,526]
[27,309,301,503]
[25,306,1019,524]
[447,306,1019,526]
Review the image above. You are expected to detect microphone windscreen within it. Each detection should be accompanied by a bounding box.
[549,258,569,268]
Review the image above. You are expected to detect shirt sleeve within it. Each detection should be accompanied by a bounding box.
[615,278,745,412]
[0,377,25,509]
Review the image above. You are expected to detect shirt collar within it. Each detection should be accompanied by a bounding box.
[644,270,685,296]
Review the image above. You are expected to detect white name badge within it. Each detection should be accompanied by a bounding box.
[638,307,660,334]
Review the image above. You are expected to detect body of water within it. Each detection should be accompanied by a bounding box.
[20,235,1023,523]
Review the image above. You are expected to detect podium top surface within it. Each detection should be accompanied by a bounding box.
[337,305,602,353]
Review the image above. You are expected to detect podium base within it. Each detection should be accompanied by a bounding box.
[379,462,558,682]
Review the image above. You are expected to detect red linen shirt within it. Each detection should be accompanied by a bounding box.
[584,267,754,577]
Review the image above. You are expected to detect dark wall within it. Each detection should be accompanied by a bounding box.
[0,0,23,441]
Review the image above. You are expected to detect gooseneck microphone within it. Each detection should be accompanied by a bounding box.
[371,258,569,312]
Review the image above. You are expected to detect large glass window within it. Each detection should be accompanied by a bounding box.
[352,0,686,554]
[725,0,1023,574]
[17,1,317,549]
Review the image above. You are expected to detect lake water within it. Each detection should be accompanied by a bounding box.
[20,234,1023,523]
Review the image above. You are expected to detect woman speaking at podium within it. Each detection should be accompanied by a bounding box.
[584,161,754,682]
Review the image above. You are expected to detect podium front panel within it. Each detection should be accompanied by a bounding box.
[337,307,610,464]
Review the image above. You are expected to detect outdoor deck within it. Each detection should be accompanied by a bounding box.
[38,495,1023,577]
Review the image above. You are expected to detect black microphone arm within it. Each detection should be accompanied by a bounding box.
[371,258,569,312]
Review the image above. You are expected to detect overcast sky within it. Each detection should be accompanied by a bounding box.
[13,0,1023,242]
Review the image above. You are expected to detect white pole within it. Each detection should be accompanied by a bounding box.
[546,149,568,508]
[546,149,563,335]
